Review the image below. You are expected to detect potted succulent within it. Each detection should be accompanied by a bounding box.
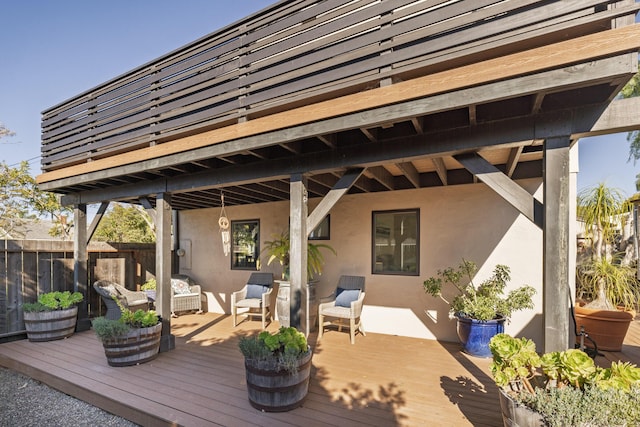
[22,291,84,342]
[575,183,639,351]
[490,333,640,426]
[238,326,312,412]
[92,302,162,367]
[423,260,535,357]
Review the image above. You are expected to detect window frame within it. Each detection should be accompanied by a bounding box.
[309,215,330,240]
[371,209,420,276]
[230,219,260,271]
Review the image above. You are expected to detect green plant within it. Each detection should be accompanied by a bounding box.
[238,326,309,374]
[23,291,83,312]
[423,260,535,321]
[141,278,156,291]
[262,230,336,279]
[91,298,160,342]
[576,257,640,310]
[490,334,640,427]
[576,183,636,311]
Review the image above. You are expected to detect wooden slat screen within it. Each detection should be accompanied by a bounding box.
[40,0,637,171]
[0,240,155,338]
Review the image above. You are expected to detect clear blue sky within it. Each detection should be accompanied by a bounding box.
[0,1,638,197]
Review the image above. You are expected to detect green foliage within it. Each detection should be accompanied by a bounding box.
[576,183,638,310]
[423,260,535,321]
[262,230,336,279]
[91,305,160,342]
[22,291,83,312]
[490,334,640,426]
[576,257,640,310]
[141,278,156,291]
[238,326,309,374]
[93,203,155,243]
[0,161,72,238]
[91,316,132,341]
[577,183,629,261]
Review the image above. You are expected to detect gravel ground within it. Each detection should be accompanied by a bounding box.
[0,367,139,427]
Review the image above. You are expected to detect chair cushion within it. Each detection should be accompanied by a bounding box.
[335,288,360,307]
[236,298,263,308]
[246,284,268,299]
[171,278,191,294]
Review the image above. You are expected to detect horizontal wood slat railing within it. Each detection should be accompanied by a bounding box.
[40,0,637,172]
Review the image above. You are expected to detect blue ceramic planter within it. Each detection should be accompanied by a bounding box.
[456,316,505,358]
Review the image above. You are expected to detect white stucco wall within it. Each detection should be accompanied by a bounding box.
[176,178,544,346]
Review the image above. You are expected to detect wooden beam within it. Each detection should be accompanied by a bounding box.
[542,136,572,352]
[307,168,364,232]
[38,26,640,185]
[396,162,420,188]
[505,146,524,178]
[139,197,156,224]
[361,128,378,142]
[156,193,175,352]
[73,204,90,331]
[87,201,109,243]
[411,117,424,134]
[366,166,394,191]
[432,157,448,186]
[454,152,543,228]
[317,134,336,148]
[42,54,636,192]
[289,174,308,334]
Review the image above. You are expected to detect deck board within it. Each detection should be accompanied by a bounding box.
[3,313,638,426]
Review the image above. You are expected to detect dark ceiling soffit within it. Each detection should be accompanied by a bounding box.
[41,53,634,192]
[60,104,604,207]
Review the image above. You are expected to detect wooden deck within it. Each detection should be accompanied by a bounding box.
[1,315,639,427]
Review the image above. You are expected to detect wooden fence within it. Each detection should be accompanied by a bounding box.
[0,240,155,338]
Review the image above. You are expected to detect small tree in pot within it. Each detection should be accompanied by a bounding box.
[423,260,535,357]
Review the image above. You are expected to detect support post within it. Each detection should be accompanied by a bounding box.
[73,204,90,331]
[543,136,572,352]
[156,193,175,352]
[290,174,308,334]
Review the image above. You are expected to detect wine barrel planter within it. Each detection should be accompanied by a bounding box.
[456,316,505,358]
[244,348,312,412]
[574,303,635,351]
[498,389,545,427]
[101,323,162,367]
[23,307,78,342]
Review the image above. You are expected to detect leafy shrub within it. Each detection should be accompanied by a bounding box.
[23,291,83,312]
[239,326,309,374]
[423,261,535,321]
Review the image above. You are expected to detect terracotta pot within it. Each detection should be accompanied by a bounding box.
[574,303,635,351]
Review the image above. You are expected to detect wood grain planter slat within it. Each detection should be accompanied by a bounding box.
[244,349,312,412]
[101,323,162,367]
[23,307,78,342]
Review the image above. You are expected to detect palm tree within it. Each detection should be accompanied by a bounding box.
[577,183,635,310]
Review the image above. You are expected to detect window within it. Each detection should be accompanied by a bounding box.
[372,209,419,275]
[309,215,330,240]
[231,220,259,270]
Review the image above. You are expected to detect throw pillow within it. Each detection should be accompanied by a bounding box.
[335,288,360,307]
[171,279,192,295]
[246,284,267,299]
